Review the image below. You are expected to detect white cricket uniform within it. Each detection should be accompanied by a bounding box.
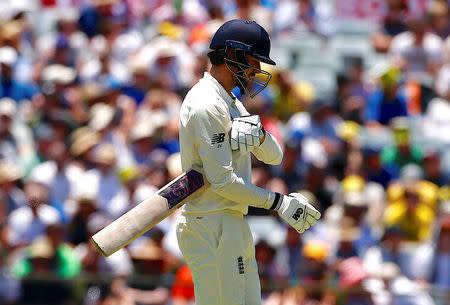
[177,72,283,305]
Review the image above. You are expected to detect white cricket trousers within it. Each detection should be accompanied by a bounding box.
[176,210,262,305]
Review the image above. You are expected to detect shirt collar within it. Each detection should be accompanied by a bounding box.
[202,72,235,105]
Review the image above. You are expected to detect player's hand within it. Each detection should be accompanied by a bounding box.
[230,115,265,155]
[276,193,321,233]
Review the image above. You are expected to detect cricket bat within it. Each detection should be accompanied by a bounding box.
[92,167,209,257]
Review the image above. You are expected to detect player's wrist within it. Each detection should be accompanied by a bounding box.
[269,192,283,210]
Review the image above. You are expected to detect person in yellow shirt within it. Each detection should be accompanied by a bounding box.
[384,184,435,241]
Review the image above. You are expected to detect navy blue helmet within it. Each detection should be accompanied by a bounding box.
[208,19,276,98]
[210,19,276,66]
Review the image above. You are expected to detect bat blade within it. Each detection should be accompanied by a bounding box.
[92,167,209,257]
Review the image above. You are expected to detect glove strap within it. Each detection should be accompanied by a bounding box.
[270,192,283,210]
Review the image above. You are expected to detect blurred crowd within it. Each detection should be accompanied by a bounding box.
[0,0,449,305]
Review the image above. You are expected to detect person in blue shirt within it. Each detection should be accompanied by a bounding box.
[0,47,39,102]
[365,67,407,126]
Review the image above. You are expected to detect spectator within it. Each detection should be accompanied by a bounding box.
[88,102,134,170]
[129,228,183,286]
[371,0,409,53]
[84,143,129,218]
[28,141,72,204]
[0,222,21,304]
[273,0,333,37]
[389,17,443,77]
[365,67,408,126]
[298,240,331,300]
[380,117,424,177]
[337,257,372,305]
[0,159,25,214]
[0,46,39,102]
[74,212,132,277]
[66,192,98,247]
[0,99,19,162]
[11,224,81,305]
[384,184,435,242]
[427,0,450,40]
[429,213,450,292]
[7,181,61,248]
[271,70,314,121]
[363,147,394,189]
[256,239,286,293]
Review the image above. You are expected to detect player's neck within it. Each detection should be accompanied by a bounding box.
[210,66,235,95]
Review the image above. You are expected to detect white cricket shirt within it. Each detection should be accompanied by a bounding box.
[179,72,283,215]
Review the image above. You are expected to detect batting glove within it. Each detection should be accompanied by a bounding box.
[273,192,321,233]
[230,115,265,155]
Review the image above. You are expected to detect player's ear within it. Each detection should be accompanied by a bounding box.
[208,48,226,66]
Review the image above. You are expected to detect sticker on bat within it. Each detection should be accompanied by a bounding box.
[159,169,205,209]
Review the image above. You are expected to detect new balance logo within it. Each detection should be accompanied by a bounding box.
[292,207,304,221]
[211,133,225,145]
[237,256,244,274]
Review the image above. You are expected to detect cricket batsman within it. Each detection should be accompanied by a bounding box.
[177,19,321,305]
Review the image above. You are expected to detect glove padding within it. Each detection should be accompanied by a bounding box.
[230,115,264,155]
[277,193,321,233]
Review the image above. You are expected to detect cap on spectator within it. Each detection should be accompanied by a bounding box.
[0,97,17,117]
[364,182,385,203]
[70,128,101,157]
[341,175,365,194]
[118,166,140,184]
[302,240,328,262]
[0,21,23,42]
[294,81,315,104]
[35,123,55,141]
[154,37,180,59]
[337,121,361,142]
[428,0,448,16]
[0,46,18,66]
[131,119,156,141]
[158,21,183,40]
[2,0,33,20]
[88,103,115,131]
[380,66,401,90]
[0,159,23,184]
[94,143,116,165]
[41,64,77,85]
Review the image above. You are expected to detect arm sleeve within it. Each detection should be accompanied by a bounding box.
[192,105,276,209]
[252,131,283,165]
